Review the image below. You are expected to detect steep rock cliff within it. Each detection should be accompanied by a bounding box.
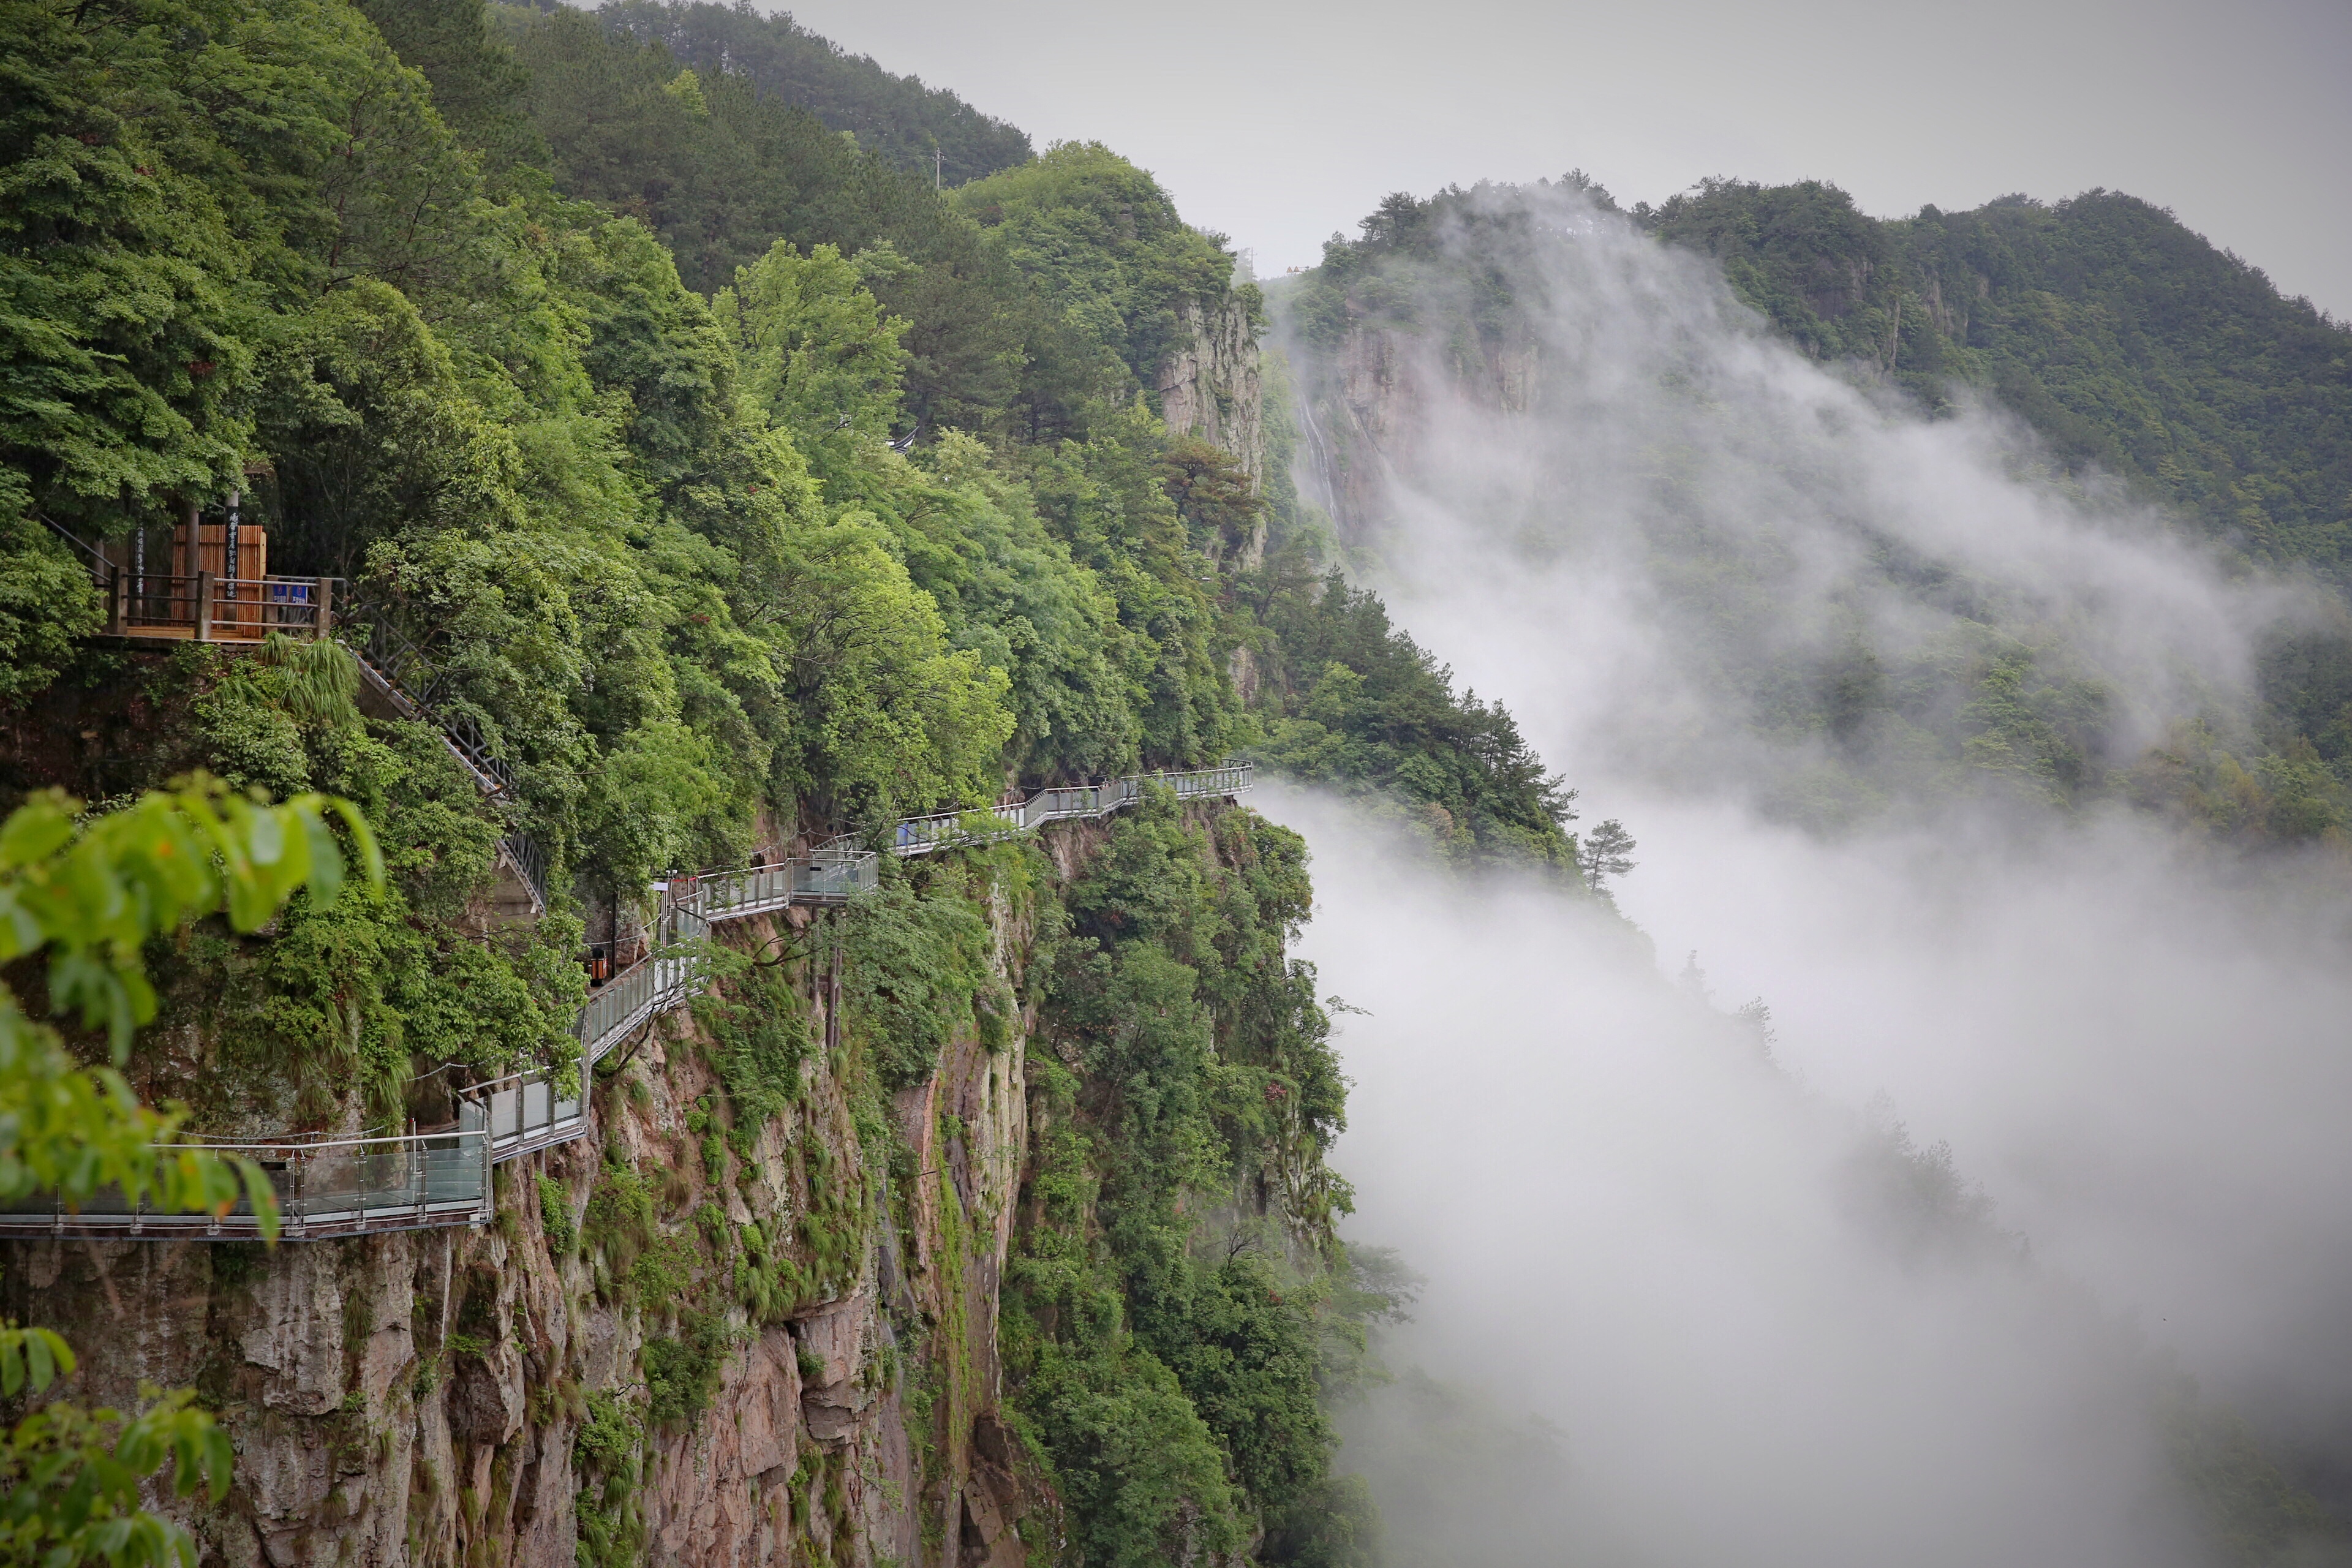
[1,848,1085,1568]
[1159,293,1269,554]
[1286,319,1538,551]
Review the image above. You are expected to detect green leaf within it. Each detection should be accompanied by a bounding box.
[299,811,342,906]
[235,1158,281,1243]
[245,808,284,869]
[0,802,73,872]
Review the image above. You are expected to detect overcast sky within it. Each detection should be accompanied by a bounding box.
[767,0,2352,318]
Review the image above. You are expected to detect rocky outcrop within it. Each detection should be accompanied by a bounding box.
[641,1325,809,1566]
[1,850,1068,1568]
[1290,319,1545,551]
[1159,291,1268,556]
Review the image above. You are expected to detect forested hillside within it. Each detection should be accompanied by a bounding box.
[6,0,2347,1556]
[1636,181,2352,589]
[594,0,1032,186]
[1282,176,2352,847]
[0,0,1587,1561]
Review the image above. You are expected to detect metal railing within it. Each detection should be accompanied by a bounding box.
[339,601,522,802]
[0,1126,492,1240]
[499,833,549,913]
[662,845,883,922]
[470,1063,586,1162]
[334,597,547,911]
[17,528,1262,1242]
[578,940,701,1065]
[36,513,110,573]
[889,764,1254,855]
[0,761,1249,1238]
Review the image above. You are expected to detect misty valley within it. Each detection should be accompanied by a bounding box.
[1,4,2348,1568]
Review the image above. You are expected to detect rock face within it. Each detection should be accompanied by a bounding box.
[1,859,1061,1568]
[1159,291,1268,553]
[1287,318,1540,552]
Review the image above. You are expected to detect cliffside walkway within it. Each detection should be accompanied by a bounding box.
[0,763,1250,1242]
[6,547,1254,1240]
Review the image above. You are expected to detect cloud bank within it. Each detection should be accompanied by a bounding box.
[1267,185,2352,1563]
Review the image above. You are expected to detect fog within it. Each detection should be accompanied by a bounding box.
[1261,186,2352,1563]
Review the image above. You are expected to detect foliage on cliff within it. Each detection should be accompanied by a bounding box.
[41,640,591,1121]
[0,781,377,1567]
[1,0,1580,878]
[956,141,1256,401]
[1005,789,1397,1564]
[1238,569,1581,872]
[1638,181,2352,586]
[0,1,1587,1555]
[1291,174,2350,592]
[1639,181,2352,843]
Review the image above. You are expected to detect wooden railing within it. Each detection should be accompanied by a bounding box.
[99,568,339,643]
[43,519,339,644]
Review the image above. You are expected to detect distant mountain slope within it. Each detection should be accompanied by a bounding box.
[594,0,1032,185]
[1280,177,2352,843]
[1639,181,2352,586]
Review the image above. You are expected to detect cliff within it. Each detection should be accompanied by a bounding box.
[4,883,1031,1567]
[0,788,1327,1568]
[1286,317,1537,553]
[1159,292,1268,497]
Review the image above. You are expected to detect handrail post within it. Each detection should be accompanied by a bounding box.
[194,571,214,642]
[315,576,334,639]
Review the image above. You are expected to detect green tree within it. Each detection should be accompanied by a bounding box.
[722,240,910,497]
[593,0,1032,186]
[1163,436,1263,564]
[956,143,1239,398]
[0,778,379,1567]
[0,505,102,706]
[769,514,1013,825]
[1579,818,1637,895]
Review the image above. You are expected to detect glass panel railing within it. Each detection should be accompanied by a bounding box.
[461,1061,587,1155]
[421,1134,485,1207]
[859,766,1249,859]
[0,1128,492,1234]
[2,765,1250,1238]
[581,951,672,1062]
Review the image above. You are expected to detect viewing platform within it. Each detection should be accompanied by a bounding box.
[58,516,342,644]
